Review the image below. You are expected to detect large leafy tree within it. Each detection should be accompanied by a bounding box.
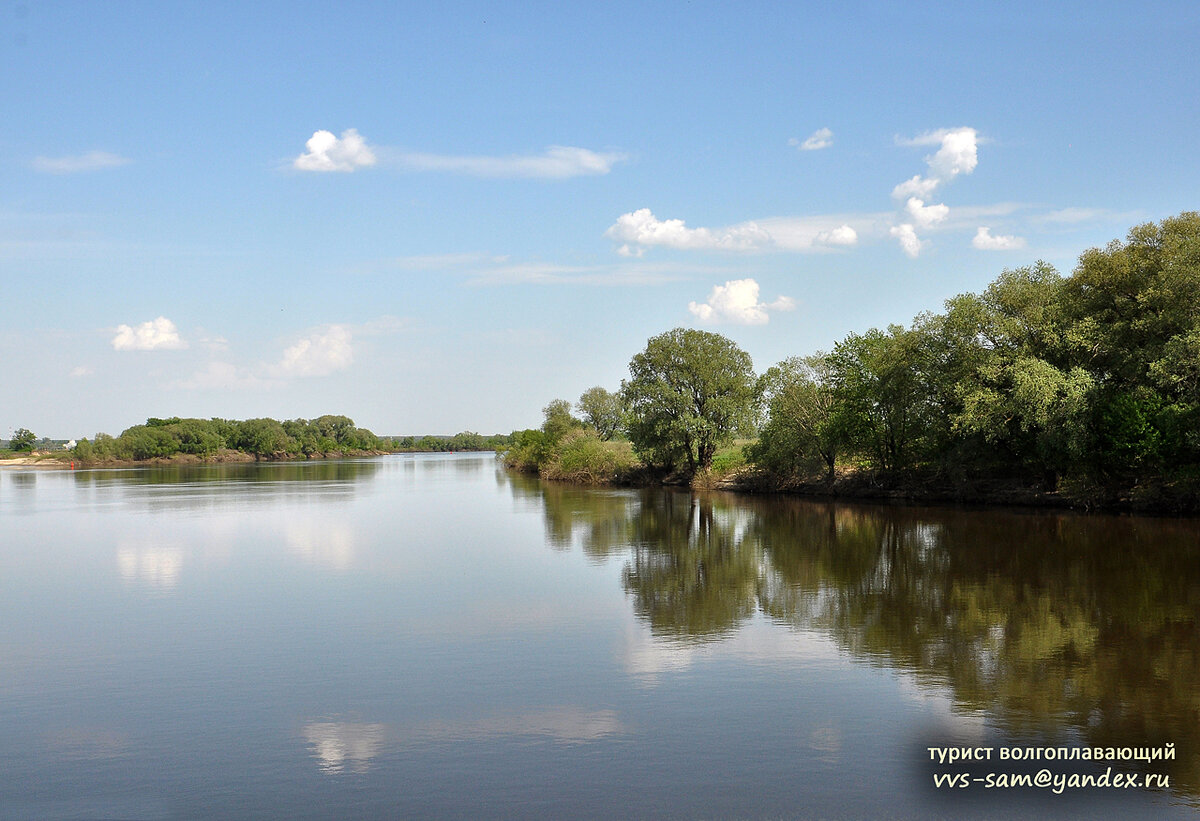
[749,354,841,480]
[621,328,757,474]
[9,428,37,452]
[826,325,930,471]
[576,386,624,441]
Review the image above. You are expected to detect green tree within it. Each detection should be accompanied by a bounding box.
[749,354,841,480]
[540,399,580,444]
[621,328,757,474]
[9,428,37,452]
[826,325,929,471]
[576,386,624,441]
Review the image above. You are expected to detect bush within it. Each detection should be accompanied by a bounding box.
[541,429,637,484]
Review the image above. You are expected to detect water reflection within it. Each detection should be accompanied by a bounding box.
[518,479,1200,797]
[302,722,386,774]
[414,707,626,744]
[68,460,380,513]
[117,542,183,592]
[286,522,355,570]
[301,707,624,776]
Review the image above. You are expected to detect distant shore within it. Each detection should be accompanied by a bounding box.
[0,448,393,469]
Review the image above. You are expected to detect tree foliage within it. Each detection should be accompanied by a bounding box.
[621,328,757,474]
[576,386,624,441]
[9,428,37,452]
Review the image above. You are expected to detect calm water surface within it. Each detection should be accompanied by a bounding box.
[2,453,1198,819]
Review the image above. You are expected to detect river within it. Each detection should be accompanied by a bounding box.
[1,453,1197,819]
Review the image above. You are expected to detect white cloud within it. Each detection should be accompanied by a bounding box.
[972,226,1026,250]
[892,127,979,200]
[605,208,771,253]
[904,197,950,229]
[395,145,625,178]
[687,278,795,325]
[278,325,354,377]
[32,151,131,174]
[172,361,271,391]
[111,317,187,351]
[294,129,377,172]
[69,365,92,377]
[790,127,833,151]
[890,224,924,258]
[813,224,858,246]
[891,175,940,200]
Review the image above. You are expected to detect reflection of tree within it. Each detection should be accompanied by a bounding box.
[621,493,761,640]
[72,459,382,486]
[750,500,1200,797]
[520,473,1200,798]
[503,472,640,559]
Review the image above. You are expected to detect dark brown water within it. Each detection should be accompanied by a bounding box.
[1,454,1197,819]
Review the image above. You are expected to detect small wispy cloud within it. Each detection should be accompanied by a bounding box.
[172,361,274,391]
[294,129,377,172]
[293,130,624,179]
[393,145,626,179]
[790,127,833,151]
[972,226,1026,250]
[607,209,867,256]
[112,317,187,351]
[688,278,795,326]
[605,208,771,254]
[33,151,131,174]
[69,365,93,378]
[277,325,354,377]
[890,224,924,259]
[813,224,858,246]
[904,197,950,229]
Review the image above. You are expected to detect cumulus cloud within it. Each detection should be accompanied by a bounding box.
[687,278,795,325]
[396,145,625,178]
[278,325,354,377]
[904,197,950,229]
[888,127,980,256]
[972,226,1026,250]
[892,127,979,200]
[606,208,771,253]
[890,224,924,258]
[891,175,939,200]
[790,127,833,151]
[294,129,377,172]
[33,151,131,174]
[112,317,187,351]
[814,224,858,246]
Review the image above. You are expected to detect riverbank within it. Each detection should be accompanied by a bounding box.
[509,450,1200,515]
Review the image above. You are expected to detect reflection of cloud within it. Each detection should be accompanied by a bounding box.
[287,524,355,570]
[807,726,842,764]
[418,707,626,744]
[303,722,385,774]
[117,544,182,591]
[620,617,846,686]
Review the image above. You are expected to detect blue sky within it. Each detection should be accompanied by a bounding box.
[4,0,1199,438]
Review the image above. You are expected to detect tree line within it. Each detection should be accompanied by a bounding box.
[506,212,1200,507]
[62,416,509,462]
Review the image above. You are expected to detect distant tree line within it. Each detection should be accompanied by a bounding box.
[71,415,389,461]
[53,417,512,463]
[505,213,1200,507]
[391,432,512,452]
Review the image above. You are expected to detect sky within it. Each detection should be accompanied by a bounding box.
[3,0,1199,438]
